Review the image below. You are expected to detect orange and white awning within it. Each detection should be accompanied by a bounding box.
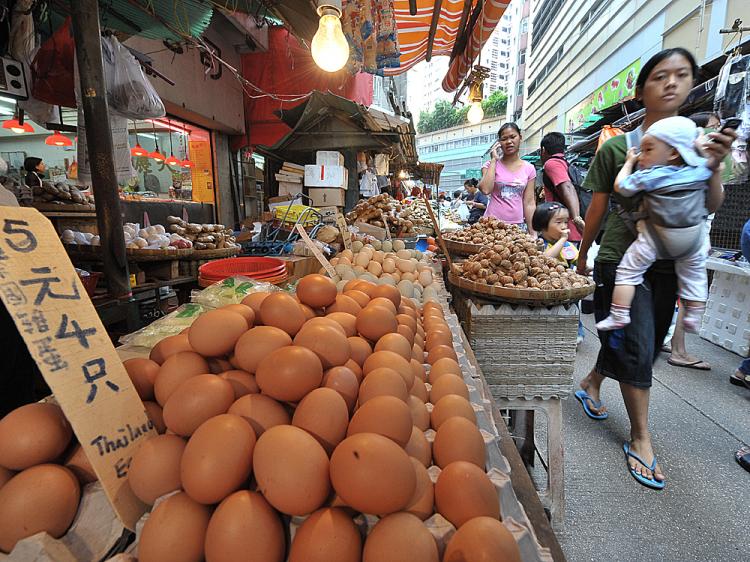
[384,0,509,93]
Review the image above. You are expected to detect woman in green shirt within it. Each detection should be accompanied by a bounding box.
[574,48,737,489]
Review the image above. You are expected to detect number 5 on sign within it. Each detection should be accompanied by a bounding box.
[0,208,154,530]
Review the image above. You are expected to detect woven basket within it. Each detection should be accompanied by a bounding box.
[443,239,484,256]
[448,271,594,306]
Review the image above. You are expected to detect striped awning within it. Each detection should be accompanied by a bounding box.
[384,0,508,93]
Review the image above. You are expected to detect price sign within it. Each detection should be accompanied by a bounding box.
[0,208,154,530]
[336,213,352,251]
[294,224,336,277]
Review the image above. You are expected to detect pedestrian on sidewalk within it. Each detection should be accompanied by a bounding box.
[730,218,750,390]
[574,48,737,490]
[478,123,537,236]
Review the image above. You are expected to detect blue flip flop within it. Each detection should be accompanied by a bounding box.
[574,389,608,420]
[623,442,665,490]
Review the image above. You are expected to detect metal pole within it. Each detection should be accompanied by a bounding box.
[70,0,131,298]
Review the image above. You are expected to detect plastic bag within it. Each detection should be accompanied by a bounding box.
[31,17,76,107]
[597,125,624,151]
[118,302,207,347]
[107,35,165,119]
[190,276,279,308]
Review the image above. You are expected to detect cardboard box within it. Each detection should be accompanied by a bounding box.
[278,181,302,197]
[317,205,341,224]
[316,151,345,166]
[305,164,348,188]
[308,188,346,207]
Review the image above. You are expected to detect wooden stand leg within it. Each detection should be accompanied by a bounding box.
[546,398,564,529]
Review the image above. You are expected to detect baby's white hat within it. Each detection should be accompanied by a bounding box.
[644,116,707,167]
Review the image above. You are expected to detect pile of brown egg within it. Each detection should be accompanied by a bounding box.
[0,274,522,562]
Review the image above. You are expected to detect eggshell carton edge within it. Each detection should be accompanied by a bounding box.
[0,482,124,562]
[504,517,554,562]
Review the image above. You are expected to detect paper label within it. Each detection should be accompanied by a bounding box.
[294,224,336,277]
[0,208,153,530]
[336,213,352,250]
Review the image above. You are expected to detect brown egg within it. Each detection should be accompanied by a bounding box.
[0,466,13,490]
[325,312,359,337]
[128,434,186,505]
[343,279,363,292]
[405,458,435,521]
[343,289,370,308]
[396,313,417,332]
[359,367,408,404]
[188,309,248,358]
[352,280,376,296]
[409,358,425,381]
[431,395,477,430]
[356,306,398,341]
[234,326,292,373]
[443,516,522,562]
[362,512,439,562]
[219,369,259,399]
[289,507,361,562]
[345,359,364,382]
[404,426,431,467]
[326,294,362,316]
[396,324,415,346]
[303,316,347,336]
[297,274,338,308]
[228,393,290,436]
[0,464,80,553]
[0,403,72,470]
[299,302,318,320]
[414,332,424,349]
[256,346,323,402]
[347,395,412,447]
[138,492,211,562]
[428,357,462,383]
[63,444,97,485]
[370,284,402,309]
[322,367,360,414]
[348,336,373,366]
[294,323,351,368]
[260,292,306,336]
[292,388,349,454]
[253,425,330,515]
[205,490,285,562]
[163,375,235,436]
[241,290,273,317]
[408,395,430,431]
[181,414,256,504]
[363,351,414,389]
[412,343,424,362]
[427,345,458,365]
[425,330,453,350]
[433,416,486,470]
[154,351,209,406]
[435,461,500,528]
[144,401,166,433]
[221,303,256,328]
[374,333,412,361]
[207,357,234,374]
[149,333,192,364]
[422,302,443,316]
[368,296,398,314]
[429,374,470,403]
[399,305,417,319]
[330,433,416,515]
[410,379,429,403]
[123,357,160,400]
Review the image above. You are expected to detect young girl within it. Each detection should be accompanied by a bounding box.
[533,202,585,345]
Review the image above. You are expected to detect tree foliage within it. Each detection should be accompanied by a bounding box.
[416,90,508,134]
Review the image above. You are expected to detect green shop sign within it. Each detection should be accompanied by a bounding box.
[464,169,483,180]
[565,59,641,133]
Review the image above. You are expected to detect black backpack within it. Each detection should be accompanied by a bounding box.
[542,155,591,217]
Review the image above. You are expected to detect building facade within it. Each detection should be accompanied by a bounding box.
[521,0,749,150]
[416,116,505,194]
[372,73,409,116]
[505,0,531,125]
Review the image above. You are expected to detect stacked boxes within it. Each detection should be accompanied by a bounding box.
[305,151,348,212]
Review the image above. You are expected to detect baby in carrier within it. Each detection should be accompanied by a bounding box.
[596,116,718,333]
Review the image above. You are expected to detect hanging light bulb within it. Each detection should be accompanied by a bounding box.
[130,120,148,157]
[3,119,34,134]
[164,119,180,166]
[165,155,180,166]
[467,101,484,125]
[465,66,489,125]
[148,122,166,162]
[44,131,73,146]
[311,2,350,73]
[180,158,195,169]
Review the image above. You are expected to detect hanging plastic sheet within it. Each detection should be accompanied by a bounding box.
[597,125,624,152]
[341,0,401,74]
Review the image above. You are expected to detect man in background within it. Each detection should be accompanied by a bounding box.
[540,132,584,242]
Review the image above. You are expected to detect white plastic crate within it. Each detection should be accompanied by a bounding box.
[700,267,750,357]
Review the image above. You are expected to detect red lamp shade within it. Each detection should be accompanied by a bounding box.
[180,159,195,168]
[45,131,73,146]
[165,155,180,166]
[130,143,148,157]
[149,150,166,162]
[3,119,34,134]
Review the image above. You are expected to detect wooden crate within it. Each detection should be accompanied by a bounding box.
[452,287,578,399]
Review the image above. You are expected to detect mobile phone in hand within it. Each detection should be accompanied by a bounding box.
[720,118,742,133]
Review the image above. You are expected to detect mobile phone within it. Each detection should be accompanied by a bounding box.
[720,118,742,133]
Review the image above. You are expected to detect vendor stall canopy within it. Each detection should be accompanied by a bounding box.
[260,0,508,93]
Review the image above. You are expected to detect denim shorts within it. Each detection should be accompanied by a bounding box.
[593,261,678,388]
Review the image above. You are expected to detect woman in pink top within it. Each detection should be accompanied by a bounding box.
[478,123,538,236]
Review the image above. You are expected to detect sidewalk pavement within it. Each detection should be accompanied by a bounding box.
[535,314,749,562]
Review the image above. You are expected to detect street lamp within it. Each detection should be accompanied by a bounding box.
[311,1,350,73]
